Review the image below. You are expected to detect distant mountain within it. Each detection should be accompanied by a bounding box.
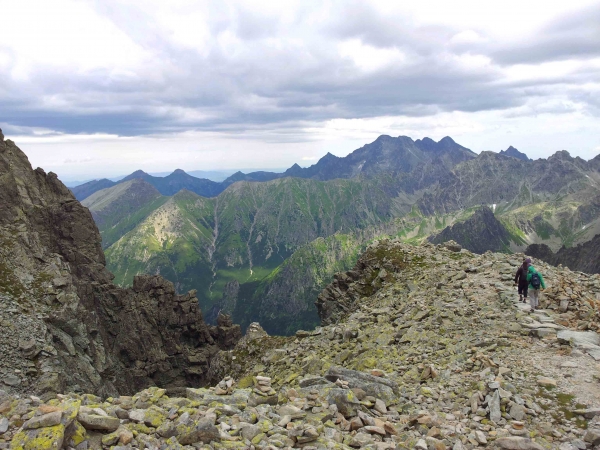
[119,169,224,197]
[222,171,280,184]
[71,178,116,201]
[418,150,594,215]
[71,136,477,202]
[282,135,476,180]
[63,179,94,188]
[499,146,530,161]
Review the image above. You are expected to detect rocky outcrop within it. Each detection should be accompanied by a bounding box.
[0,131,241,398]
[526,235,600,275]
[428,206,513,253]
[315,239,408,326]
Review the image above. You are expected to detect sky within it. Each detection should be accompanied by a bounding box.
[0,0,599,182]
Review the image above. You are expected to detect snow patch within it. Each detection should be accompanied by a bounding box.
[492,203,497,212]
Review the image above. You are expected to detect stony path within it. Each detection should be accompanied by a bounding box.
[511,297,600,407]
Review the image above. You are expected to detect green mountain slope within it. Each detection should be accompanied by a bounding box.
[82,179,169,249]
[105,190,217,293]
[104,175,418,316]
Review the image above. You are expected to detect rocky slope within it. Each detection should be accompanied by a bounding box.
[428,207,514,253]
[526,234,600,274]
[206,239,600,449]
[6,239,600,448]
[0,130,240,400]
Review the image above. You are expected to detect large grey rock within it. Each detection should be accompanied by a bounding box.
[573,408,600,419]
[489,390,501,423]
[325,366,398,404]
[557,330,600,347]
[77,413,120,432]
[0,417,9,434]
[177,418,220,445]
[509,404,526,421]
[22,411,62,430]
[186,388,251,407]
[495,437,544,449]
[584,429,600,446]
[239,424,261,441]
[327,389,360,418]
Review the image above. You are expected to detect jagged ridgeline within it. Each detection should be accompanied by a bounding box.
[0,131,241,400]
[79,136,600,335]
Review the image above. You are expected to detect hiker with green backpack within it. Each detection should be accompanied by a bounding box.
[527,262,546,313]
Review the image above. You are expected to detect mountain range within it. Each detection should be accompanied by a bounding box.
[71,137,498,201]
[74,134,600,335]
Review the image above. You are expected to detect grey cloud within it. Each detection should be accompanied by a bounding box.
[0,1,598,139]
[492,4,600,64]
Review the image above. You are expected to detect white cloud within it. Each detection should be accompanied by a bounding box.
[0,0,599,179]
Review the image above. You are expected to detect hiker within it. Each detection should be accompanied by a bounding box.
[527,262,546,312]
[514,258,530,303]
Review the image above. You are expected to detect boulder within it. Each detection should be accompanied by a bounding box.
[495,437,544,450]
[327,389,360,418]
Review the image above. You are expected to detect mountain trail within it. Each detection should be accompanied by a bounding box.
[207,239,600,449]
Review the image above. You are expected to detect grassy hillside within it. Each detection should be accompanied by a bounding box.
[82,179,168,249]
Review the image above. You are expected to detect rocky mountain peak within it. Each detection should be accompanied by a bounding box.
[499,145,530,161]
[548,150,573,161]
[439,136,456,145]
[0,137,241,399]
[170,168,187,175]
[123,169,149,181]
[0,127,4,141]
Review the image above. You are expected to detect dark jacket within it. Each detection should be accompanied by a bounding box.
[514,264,529,287]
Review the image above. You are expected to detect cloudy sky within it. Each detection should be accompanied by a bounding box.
[1,0,599,181]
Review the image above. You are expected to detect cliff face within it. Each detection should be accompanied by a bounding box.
[0,131,240,398]
[427,206,513,253]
